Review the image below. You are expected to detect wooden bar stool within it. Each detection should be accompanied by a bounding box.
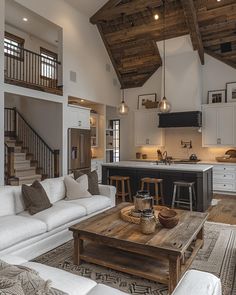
[171,181,196,211]
[140,177,164,205]
[109,175,132,203]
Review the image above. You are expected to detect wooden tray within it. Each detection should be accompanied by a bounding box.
[120,205,167,224]
[215,157,236,163]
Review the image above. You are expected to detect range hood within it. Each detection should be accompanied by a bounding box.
[158,111,202,128]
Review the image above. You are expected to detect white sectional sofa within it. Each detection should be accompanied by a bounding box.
[0,176,116,260]
[0,255,222,295]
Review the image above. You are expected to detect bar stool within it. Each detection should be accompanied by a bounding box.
[140,177,164,205]
[109,175,132,203]
[171,181,196,211]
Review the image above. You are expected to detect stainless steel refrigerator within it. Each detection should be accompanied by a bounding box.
[68,128,91,174]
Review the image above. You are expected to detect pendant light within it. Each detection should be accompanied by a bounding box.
[159,0,171,113]
[118,89,129,115]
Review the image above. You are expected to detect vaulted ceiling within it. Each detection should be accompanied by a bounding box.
[90,0,236,89]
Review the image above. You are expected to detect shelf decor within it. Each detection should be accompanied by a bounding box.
[226,82,236,102]
[138,93,157,109]
[208,89,226,104]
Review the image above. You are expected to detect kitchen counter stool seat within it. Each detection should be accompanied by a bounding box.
[172,181,196,211]
[109,175,132,203]
[140,177,164,205]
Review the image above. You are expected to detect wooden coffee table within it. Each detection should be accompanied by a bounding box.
[69,203,208,294]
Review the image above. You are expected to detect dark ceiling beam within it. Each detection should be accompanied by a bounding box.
[181,0,205,65]
[90,0,162,24]
[205,49,236,70]
[90,0,122,24]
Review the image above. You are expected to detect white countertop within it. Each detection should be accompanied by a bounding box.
[103,161,213,172]
[131,159,236,166]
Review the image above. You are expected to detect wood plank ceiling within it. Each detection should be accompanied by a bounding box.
[90,0,236,89]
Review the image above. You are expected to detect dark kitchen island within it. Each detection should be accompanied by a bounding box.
[102,161,213,212]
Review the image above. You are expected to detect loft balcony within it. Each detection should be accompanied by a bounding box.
[4,42,63,96]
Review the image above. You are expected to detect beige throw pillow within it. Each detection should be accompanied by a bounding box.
[64,175,92,200]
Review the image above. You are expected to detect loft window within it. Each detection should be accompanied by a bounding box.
[40,47,58,80]
[4,32,24,60]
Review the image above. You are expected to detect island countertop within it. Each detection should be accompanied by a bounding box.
[102,161,213,172]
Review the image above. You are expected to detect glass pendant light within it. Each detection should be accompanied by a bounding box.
[159,0,171,113]
[118,89,129,115]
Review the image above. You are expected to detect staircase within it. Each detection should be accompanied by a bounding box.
[4,108,60,185]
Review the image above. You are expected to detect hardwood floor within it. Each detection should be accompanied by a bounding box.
[207,194,236,225]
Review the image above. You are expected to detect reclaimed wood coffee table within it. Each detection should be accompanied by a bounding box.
[69,203,208,294]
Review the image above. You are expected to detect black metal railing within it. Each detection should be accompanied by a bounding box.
[4,108,60,181]
[4,42,62,93]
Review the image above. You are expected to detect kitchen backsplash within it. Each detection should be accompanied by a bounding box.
[135,128,234,161]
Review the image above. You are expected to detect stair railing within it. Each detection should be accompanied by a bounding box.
[4,108,60,180]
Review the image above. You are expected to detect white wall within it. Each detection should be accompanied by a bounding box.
[0,0,5,184]
[0,0,121,183]
[4,94,62,150]
[5,24,58,55]
[202,54,236,103]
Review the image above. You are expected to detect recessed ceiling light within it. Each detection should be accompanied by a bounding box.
[217,0,221,2]
[80,99,85,102]
[22,17,28,22]
[154,14,159,20]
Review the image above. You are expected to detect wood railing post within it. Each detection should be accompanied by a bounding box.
[13,107,17,137]
[7,147,15,178]
[54,150,60,177]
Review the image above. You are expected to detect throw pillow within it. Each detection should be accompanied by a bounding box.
[74,170,100,195]
[64,175,92,200]
[22,180,52,215]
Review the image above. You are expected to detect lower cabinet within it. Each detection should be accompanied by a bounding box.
[213,165,236,193]
[91,159,104,183]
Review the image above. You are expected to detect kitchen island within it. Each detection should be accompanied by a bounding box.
[102,161,213,212]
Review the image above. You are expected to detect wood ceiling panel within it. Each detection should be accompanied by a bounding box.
[90,0,236,89]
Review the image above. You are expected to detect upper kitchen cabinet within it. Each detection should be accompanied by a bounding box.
[67,105,90,129]
[134,110,165,147]
[202,103,235,147]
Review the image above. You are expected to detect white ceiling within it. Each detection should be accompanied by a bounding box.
[65,0,108,17]
[5,0,61,46]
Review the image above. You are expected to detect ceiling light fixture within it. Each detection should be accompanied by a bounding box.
[22,17,28,22]
[80,99,84,102]
[159,0,171,113]
[154,14,159,20]
[118,89,129,115]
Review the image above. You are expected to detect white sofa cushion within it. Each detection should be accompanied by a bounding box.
[69,195,111,215]
[171,270,222,295]
[0,215,47,251]
[40,177,66,203]
[22,262,97,295]
[20,201,86,231]
[87,284,128,295]
[0,255,28,265]
[0,189,15,216]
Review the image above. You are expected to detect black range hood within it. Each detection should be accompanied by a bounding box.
[158,111,202,128]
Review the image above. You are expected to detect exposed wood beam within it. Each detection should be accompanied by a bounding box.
[90,0,122,24]
[90,0,163,24]
[181,0,205,65]
[97,23,124,88]
[205,49,236,70]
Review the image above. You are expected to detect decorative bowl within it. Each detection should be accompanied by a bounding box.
[158,208,179,228]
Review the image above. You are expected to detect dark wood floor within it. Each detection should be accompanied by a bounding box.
[207,194,236,225]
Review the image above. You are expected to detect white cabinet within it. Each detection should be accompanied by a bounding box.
[202,104,235,146]
[67,105,90,129]
[91,159,104,182]
[212,164,236,193]
[134,110,165,146]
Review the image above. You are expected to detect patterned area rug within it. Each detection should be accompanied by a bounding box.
[34,222,236,295]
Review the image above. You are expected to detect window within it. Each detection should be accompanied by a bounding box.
[40,47,58,79]
[112,120,120,162]
[4,32,24,60]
